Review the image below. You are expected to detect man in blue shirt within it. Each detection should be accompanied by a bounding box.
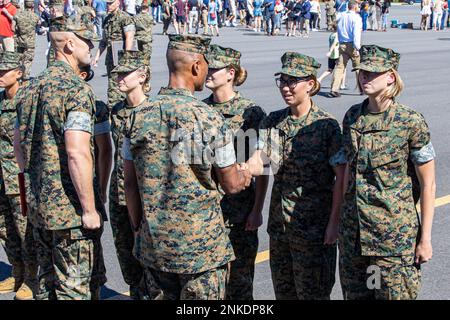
[263,0,276,35]
[92,0,107,38]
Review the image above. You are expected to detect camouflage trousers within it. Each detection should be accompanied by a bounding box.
[269,238,336,300]
[109,202,143,298]
[225,224,258,300]
[0,195,37,284]
[16,46,35,79]
[107,63,126,108]
[326,15,336,30]
[339,250,421,300]
[142,264,228,300]
[33,226,106,300]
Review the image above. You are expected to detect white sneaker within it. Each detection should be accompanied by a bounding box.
[253,28,257,32]
[225,21,230,27]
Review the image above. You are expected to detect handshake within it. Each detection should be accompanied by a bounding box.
[233,151,265,192]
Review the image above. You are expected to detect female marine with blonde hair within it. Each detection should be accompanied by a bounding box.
[203,44,268,300]
[247,52,346,299]
[339,45,436,300]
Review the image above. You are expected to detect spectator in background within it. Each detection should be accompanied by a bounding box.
[0,0,17,52]
[188,0,201,33]
[273,0,283,34]
[360,0,369,31]
[162,0,172,34]
[335,0,347,13]
[124,0,137,15]
[93,0,107,38]
[421,0,432,31]
[375,0,382,31]
[310,0,319,31]
[328,0,362,98]
[208,0,219,36]
[253,0,263,32]
[263,0,276,36]
[441,0,448,29]
[151,0,162,23]
[201,0,209,34]
[174,0,188,35]
[299,0,311,38]
[238,0,246,25]
[433,0,444,31]
[368,0,377,30]
[381,0,390,32]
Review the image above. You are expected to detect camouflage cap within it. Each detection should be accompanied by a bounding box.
[207,44,241,69]
[274,52,321,78]
[0,51,24,71]
[24,0,34,5]
[167,34,212,61]
[112,50,150,73]
[49,16,100,42]
[352,45,400,72]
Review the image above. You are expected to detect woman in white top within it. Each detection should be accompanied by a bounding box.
[310,0,320,30]
[421,0,432,30]
[432,0,444,30]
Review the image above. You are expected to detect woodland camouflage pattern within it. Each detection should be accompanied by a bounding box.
[259,103,345,299]
[109,99,143,290]
[207,44,241,69]
[352,45,401,72]
[13,6,40,78]
[125,87,235,274]
[203,91,265,300]
[275,52,321,78]
[339,99,434,300]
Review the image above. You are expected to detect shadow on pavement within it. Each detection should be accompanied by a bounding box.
[100,286,125,299]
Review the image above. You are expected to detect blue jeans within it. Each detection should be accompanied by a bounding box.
[152,5,162,22]
[361,12,368,31]
[95,11,106,38]
[381,13,388,30]
[274,13,282,29]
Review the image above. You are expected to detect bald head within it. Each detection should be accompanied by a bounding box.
[166,49,209,92]
[166,49,203,73]
[50,31,76,51]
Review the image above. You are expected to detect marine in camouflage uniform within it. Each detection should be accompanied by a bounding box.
[109,50,149,299]
[339,45,436,300]
[122,35,236,300]
[0,52,37,300]
[325,0,336,31]
[13,0,40,78]
[46,0,66,66]
[15,19,106,300]
[203,44,267,300]
[132,3,152,93]
[94,0,135,108]
[258,52,346,300]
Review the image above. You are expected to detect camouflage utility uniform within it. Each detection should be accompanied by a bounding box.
[203,44,266,300]
[99,3,135,107]
[13,1,40,78]
[259,52,346,300]
[15,21,106,300]
[339,45,436,300]
[121,35,237,301]
[0,53,37,294]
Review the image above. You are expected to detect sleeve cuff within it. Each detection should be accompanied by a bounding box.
[64,111,93,134]
[213,141,236,168]
[124,25,136,33]
[410,142,436,165]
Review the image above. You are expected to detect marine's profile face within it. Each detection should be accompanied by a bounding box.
[205,67,233,90]
[358,70,395,96]
[73,34,94,67]
[116,69,146,94]
[107,0,119,13]
[194,54,209,91]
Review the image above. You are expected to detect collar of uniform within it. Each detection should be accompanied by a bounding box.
[158,87,194,97]
[350,98,397,133]
[206,91,245,116]
[274,100,320,131]
[51,60,77,76]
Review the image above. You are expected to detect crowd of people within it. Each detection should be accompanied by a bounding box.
[0,0,439,302]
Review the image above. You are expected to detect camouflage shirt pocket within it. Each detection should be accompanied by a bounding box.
[369,150,404,189]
